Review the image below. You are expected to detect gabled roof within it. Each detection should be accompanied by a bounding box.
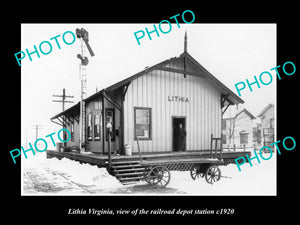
[223,108,255,120]
[236,108,256,120]
[51,50,244,121]
[104,51,244,105]
[257,103,274,117]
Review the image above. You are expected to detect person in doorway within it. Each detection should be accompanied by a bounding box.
[178,123,186,151]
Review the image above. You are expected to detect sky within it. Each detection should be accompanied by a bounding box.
[21,23,276,146]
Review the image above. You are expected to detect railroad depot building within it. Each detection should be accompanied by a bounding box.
[51,37,244,155]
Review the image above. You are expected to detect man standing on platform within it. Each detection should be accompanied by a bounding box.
[178,123,186,152]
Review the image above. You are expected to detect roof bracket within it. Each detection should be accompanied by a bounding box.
[222,104,230,115]
[103,91,122,111]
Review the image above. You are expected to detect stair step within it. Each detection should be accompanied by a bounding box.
[110,160,146,184]
[112,164,143,169]
[115,172,144,177]
[111,160,141,165]
[122,181,141,185]
[118,176,144,182]
[114,167,145,173]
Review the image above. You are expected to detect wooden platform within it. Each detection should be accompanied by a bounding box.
[46,149,251,167]
[46,150,251,185]
[46,150,108,167]
[140,157,221,166]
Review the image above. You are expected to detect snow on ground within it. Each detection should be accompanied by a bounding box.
[22,150,276,195]
[168,157,276,195]
[22,153,124,195]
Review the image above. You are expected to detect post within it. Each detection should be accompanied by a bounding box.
[79,36,86,154]
[52,88,74,149]
[220,134,223,160]
[210,134,213,158]
[35,125,38,140]
[106,120,113,169]
[108,131,111,168]
[136,136,142,162]
[214,137,218,157]
[52,88,74,111]
[32,125,43,140]
[79,99,85,153]
[234,144,236,152]
[102,96,105,154]
[244,144,246,152]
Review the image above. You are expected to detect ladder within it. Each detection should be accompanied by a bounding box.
[76,28,95,153]
[79,41,87,152]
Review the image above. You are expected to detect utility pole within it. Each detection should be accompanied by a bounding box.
[52,88,74,148]
[52,88,74,111]
[32,125,43,140]
[25,131,28,149]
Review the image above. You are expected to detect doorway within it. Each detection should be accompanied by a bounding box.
[105,108,115,142]
[172,117,186,152]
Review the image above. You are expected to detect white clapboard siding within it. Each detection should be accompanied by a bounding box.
[124,67,222,153]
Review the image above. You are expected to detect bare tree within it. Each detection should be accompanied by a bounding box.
[223,105,248,145]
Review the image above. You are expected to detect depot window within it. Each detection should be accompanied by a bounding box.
[70,123,74,142]
[134,107,152,140]
[87,114,92,140]
[94,114,101,141]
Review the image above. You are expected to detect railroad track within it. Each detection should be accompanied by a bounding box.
[44,167,94,194]
[23,166,93,194]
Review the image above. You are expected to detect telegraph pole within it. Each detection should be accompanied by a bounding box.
[52,88,74,111]
[32,125,43,140]
[52,88,74,148]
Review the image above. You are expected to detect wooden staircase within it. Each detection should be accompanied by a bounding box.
[111,160,145,185]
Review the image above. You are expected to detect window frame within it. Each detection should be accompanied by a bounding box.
[134,107,152,140]
[87,114,93,141]
[70,123,74,142]
[93,113,101,141]
[94,101,100,110]
[239,131,249,145]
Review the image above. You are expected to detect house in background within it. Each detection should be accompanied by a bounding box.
[257,103,275,148]
[222,103,275,151]
[222,108,261,150]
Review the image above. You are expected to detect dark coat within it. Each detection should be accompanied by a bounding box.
[178,127,186,151]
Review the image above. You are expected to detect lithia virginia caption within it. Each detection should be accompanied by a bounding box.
[68,208,234,216]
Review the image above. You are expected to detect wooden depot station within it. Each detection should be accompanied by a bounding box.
[47,34,251,186]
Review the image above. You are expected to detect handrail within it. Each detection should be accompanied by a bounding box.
[210,134,223,160]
